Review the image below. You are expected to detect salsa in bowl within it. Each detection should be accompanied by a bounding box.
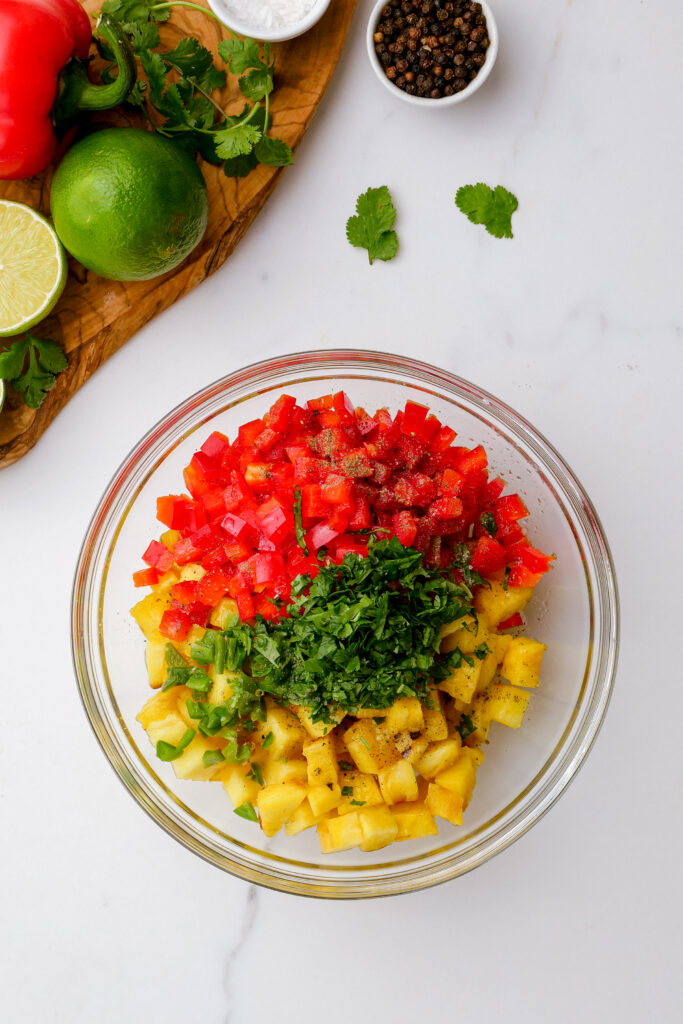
[72,350,618,897]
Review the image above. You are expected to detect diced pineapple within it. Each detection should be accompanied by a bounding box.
[257,702,307,760]
[155,568,180,593]
[179,563,205,582]
[436,752,478,809]
[160,529,180,550]
[462,698,491,745]
[336,772,382,815]
[317,811,363,853]
[263,758,308,786]
[500,637,546,689]
[344,719,401,773]
[392,801,439,841]
[176,624,207,660]
[483,683,531,728]
[422,688,448,741]
[358,805,399,851]
[438,659,482,702]
[137,688,182,729]
[441,614,489,655]
[208,670,239,706]
[222,765,261,808]
[474,581,533,627]
[307,783,342,817]
[377,760,419,805]
[257,782,307,837]
[146,714,188,749]
[381,697,425,735]
[285,799,318,837]
[487,631,513,664]
[401,734,430,764]
[414,738,462,780]
[145,633,168,688]
[209,596,239,629]
[130,590,173,639]
[426,783,464,826]
[172,735,226,781]
[348,707,388,719]
[304,734,339,787]
[292,704,345,738]
[476,650,500,694]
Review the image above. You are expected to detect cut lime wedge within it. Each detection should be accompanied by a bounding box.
[0,200,67,338]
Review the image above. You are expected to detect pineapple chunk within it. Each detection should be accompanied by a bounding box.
[402,734,429,765]
[358,805,399,851]
[500,637,546,689]
[462,698,491,745]
[155,568,180,593]
[304,734,339,787]
[351,707,391,719]
[209,596,239,629]
[381,697,425,735]
[317,811,363,853]
[439,658,482,702]
[426,783,464,826]
[377,760,419,805]
[436,752,478,809]
[487,631,513,664]
[263,758,308,786]
[146,714,187,749]
[160,529,180,550]
[337,772,382,815]
[137,688,183,729]
[223,766,261,808]
[392,801,439,841]
[441,614,489,655]
[476,650,501,694]
[145,634,168,688]
[208,670,239,706]
[423,688,448,741]
[292,704,345,738]
[439,616,469,640]
[257,702,307,760]
[172,735,225,781]
[130,590,173,639]
[179,563,205,582]
[308,783,342,817]
[344,719,401,774]
[483,683,531,728]
[414,738,462,780]
[257,782,307,837]
[474,581,533,627]
[285,799,318,837]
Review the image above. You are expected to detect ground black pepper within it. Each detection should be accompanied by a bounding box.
[373,0,490,99]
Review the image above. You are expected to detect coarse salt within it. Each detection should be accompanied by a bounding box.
[220,0,319,32]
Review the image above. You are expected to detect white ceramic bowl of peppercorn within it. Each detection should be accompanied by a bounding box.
[367,0,498,106]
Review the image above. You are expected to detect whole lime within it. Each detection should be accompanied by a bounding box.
[50,128,209,282]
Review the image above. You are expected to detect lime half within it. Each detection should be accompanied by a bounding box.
[0,200,67,338]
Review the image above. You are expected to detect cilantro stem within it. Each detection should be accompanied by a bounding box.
[150,2,223,24]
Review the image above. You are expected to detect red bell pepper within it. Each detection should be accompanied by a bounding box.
[0,6,136,180]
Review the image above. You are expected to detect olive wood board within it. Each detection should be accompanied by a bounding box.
[0,0,357,468]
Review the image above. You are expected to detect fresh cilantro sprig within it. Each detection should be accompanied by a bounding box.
[346,186,399,264]
[98,1,293,176]
[455,183,518,239]
[0,335,68,410]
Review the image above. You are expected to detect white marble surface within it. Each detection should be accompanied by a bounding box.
[1,0,682,1020]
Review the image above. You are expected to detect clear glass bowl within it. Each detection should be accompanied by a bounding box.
[72,350,619,898]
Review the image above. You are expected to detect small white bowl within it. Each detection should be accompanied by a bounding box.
[367,0,498,107]
[207,0,332,43]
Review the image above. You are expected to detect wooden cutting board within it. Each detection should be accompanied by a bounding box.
[0,0,356,468]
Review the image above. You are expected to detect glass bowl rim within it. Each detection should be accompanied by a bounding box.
[72,348,619,898]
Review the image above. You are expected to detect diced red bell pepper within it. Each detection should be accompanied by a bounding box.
[470,535,507,576]
[236,591,255,620]
[307,394,334,411]
[224,539,254,563]
[301,484,329,522]
[494,493,529,523]
[507,564,544,588]
[484,477,505,502]
[253,426,279,453]
[265,394,296,432]
[133,567,159,588]
[330,536,369,561]
[393,472,437,508]
[172,580,200,605]
[392,510,417,547]
[401,400,428,436]
[386,433,424,470]
[322,473,355,505]
[221,512,254,544]
[199,487,227,520]
[159,607,192,640]
[202,546,230,570]
[197,568,232,605]
[253,592,279,620]
[173,536,203,566]
[222,472,251,512]
[498,612,524,630]
[431,424,457,453]
[349,492,372,530]
[238,419,265,447]
[439,468,464,495]
[429,495,464,519]
[307,519,343,552]
[453,445,488,477]
[157,495,205,531]
[258,505,292,545]
[294,455,323,483]
[419,414,442,445]
[244,463,273,491]
[200,431,230,460]
[254,551,286,586]
[142,540,174,573]
[507,542,554,575]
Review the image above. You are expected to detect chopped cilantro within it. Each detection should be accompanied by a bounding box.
[480,512,497,536]
[341,786,354,797]
[350,799,366,807]
[202,748,225,768]
[155,728,195,762]
[338,760,355,772]
[262,731,275,749]
[293,486,308,554]
[248,763,264,786]
[457,714,476,742]
[233,801,258,822]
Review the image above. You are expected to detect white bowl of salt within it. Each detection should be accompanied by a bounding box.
[208,0,333,42]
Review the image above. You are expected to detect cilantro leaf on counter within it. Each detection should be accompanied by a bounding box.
[455,184,518,239]
[346,186,399,265]
[0,334,68,410]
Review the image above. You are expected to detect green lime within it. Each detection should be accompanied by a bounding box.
[50,128,209,282]
[0,200,67,337]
